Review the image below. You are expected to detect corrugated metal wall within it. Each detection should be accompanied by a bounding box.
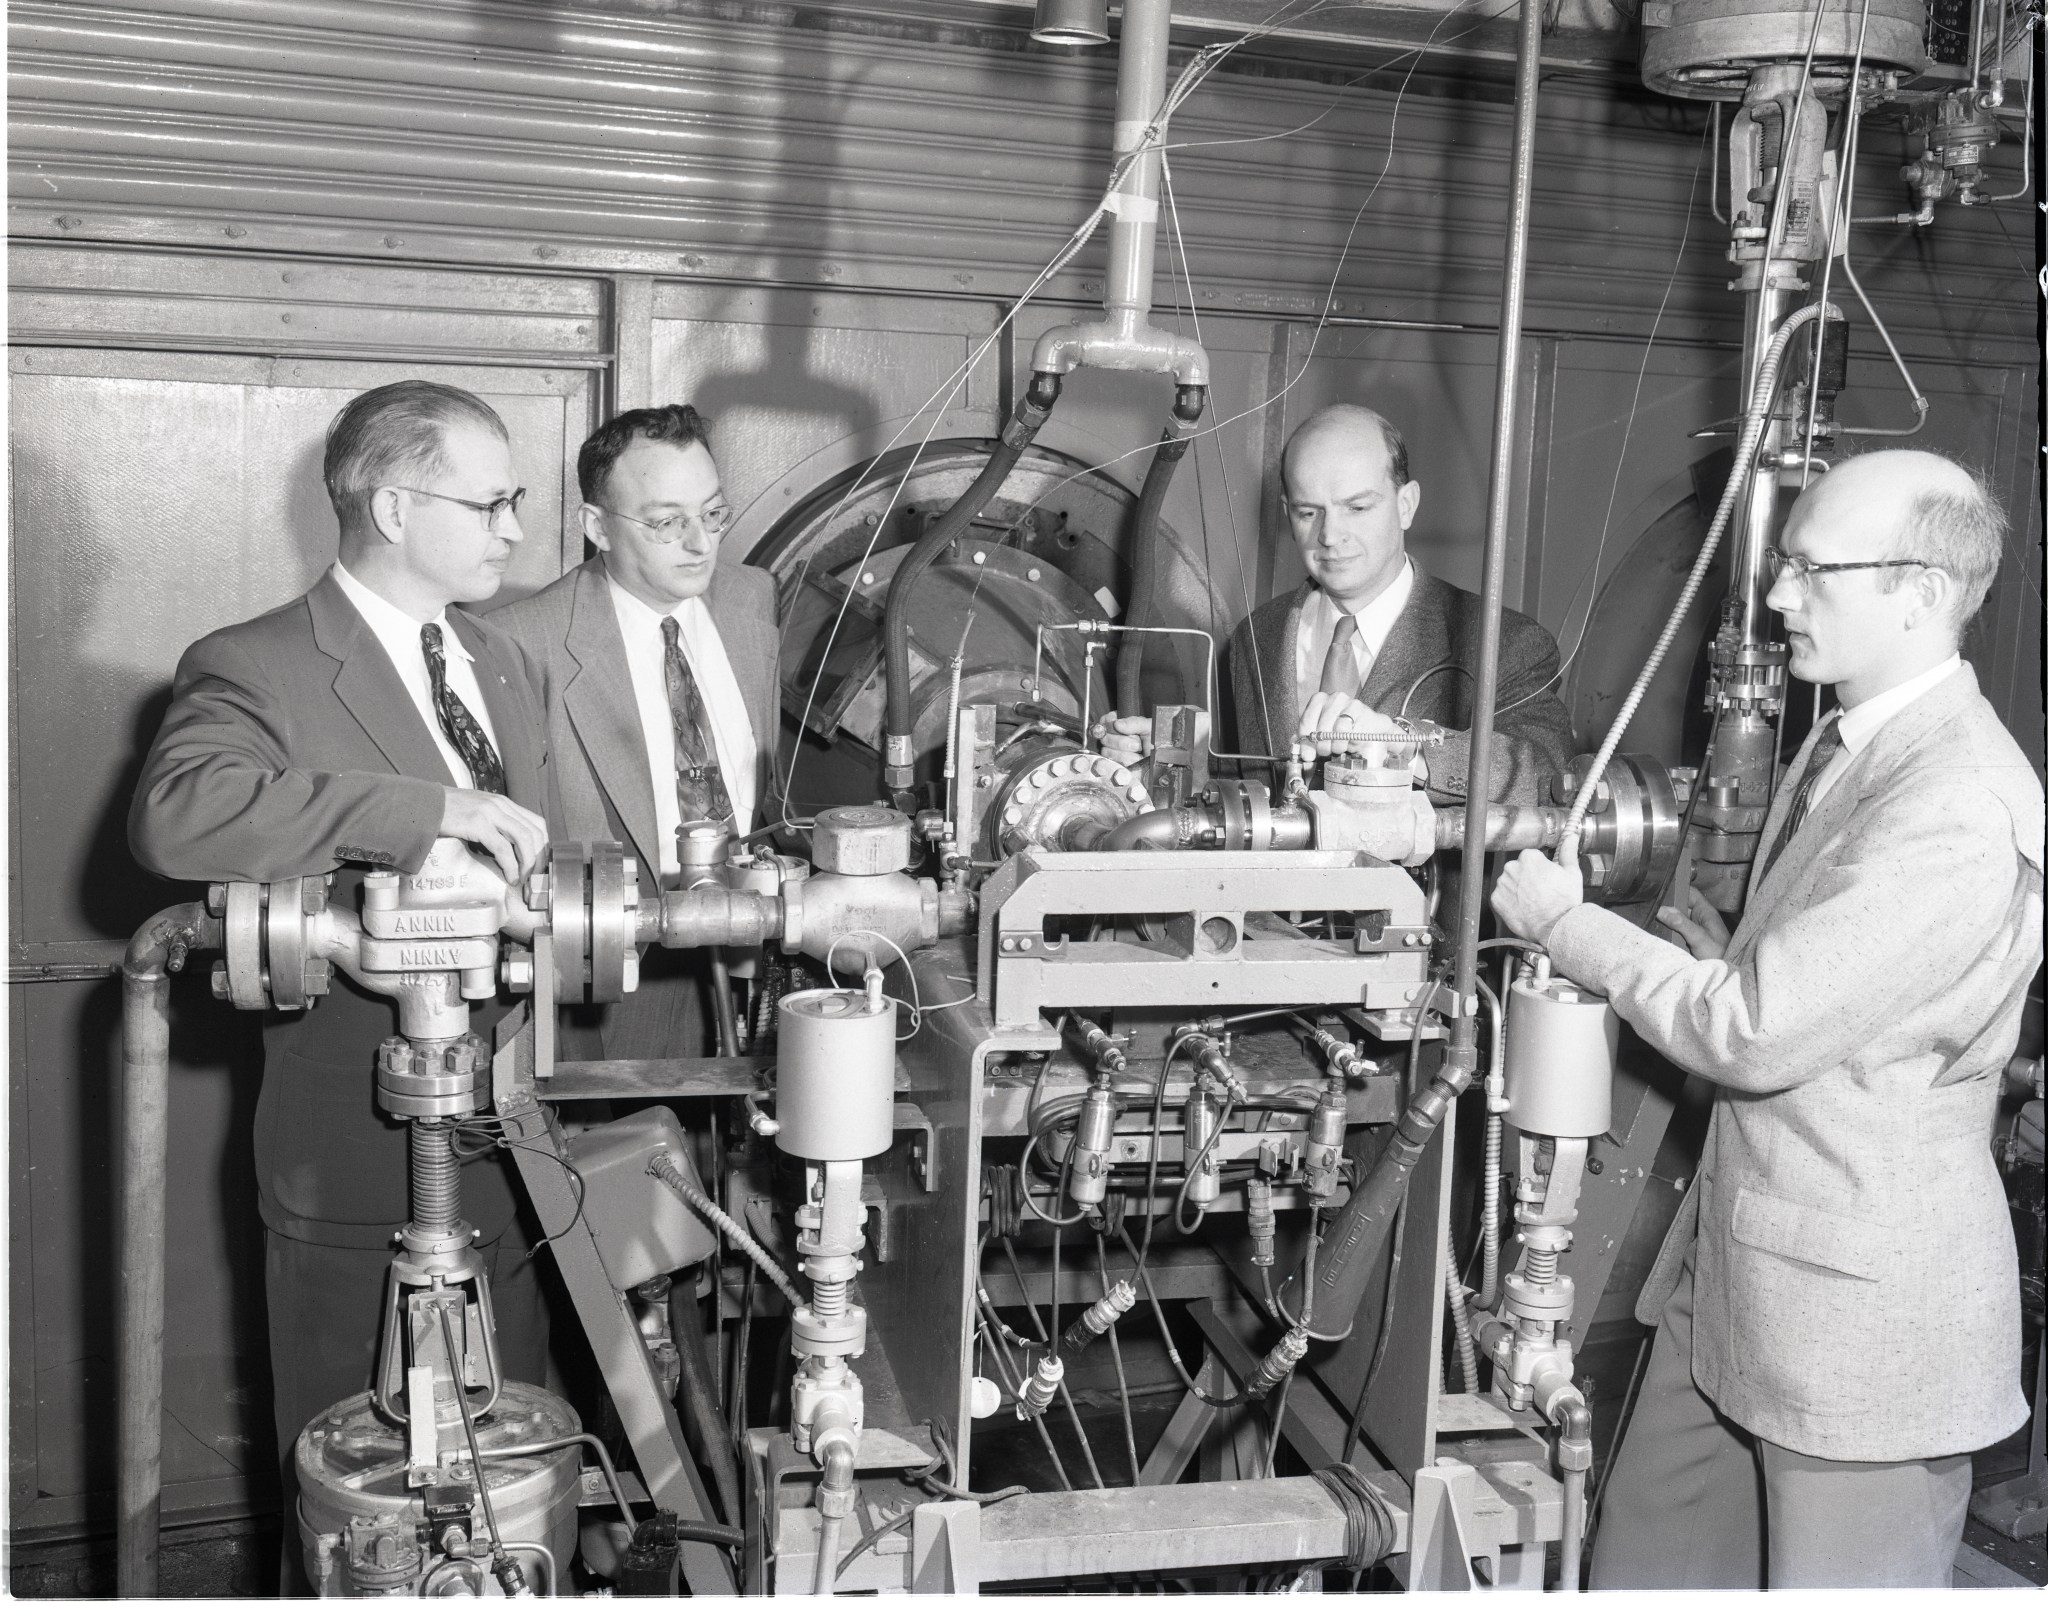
[9,0,2039,1537]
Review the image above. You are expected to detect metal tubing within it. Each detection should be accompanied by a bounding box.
[1106,0,1168,317]
[119,904,222,1599]
[1431,805,1569,852]
[1296,0,1543,1343]
[1455,0,1546,1045]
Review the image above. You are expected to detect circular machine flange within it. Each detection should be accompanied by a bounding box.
[222,880,272,1011]
[548,843,589,1002]
[751,437,1217,808]
[1561,752,1684,906]
[587,841,629,1006]
[264,876,309,1012]
[1642,0,1928,101]
[985,747,1150,856]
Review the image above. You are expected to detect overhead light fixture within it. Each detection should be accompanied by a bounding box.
[1031,0,1111,45]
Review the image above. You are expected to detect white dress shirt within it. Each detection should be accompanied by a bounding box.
[1806,653,1962,811]
[608,575,759,882]
[1294,557,1416,709]
[331,561,500,790]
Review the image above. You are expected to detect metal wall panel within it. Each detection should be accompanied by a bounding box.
[6,349,596,1535]
[8,0,2035,355]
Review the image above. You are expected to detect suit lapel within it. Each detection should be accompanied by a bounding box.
[1256,585,1308,754]
[309,572,456,786]
[1363,571,1453,719]
[448,608,545,809]
[562,562,663,875]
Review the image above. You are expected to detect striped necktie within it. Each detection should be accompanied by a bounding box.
[661,614,734,828]
[1755,713,1844,887]
[420,623,505,795]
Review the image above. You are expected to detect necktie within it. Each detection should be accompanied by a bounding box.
[661,615,734,828]
[1319,611,1366,700]
[1755,713,1844,887]
[420,623,506,795]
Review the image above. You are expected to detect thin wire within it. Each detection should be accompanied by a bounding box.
[1099,1231,1143,1486]
[1495,115,1712,722]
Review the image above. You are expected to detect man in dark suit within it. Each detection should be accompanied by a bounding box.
[128,380,557,1563]
[1104,404,1572,803]
[492,404,780,1060]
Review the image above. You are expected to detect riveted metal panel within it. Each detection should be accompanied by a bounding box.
[8,0,2035,353]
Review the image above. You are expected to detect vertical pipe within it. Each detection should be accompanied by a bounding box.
[1453,0,1545,1056]
[119,904,220,1598]
[1105,0,1171,318]
[1297,0,1547,1338]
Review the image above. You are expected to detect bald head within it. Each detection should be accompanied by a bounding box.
[1770,448,2001,705]
[1280,405,1421,612]
[1282,405,1410,490]
[1784,450,2003,632]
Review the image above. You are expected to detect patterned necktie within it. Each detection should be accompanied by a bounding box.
[661,615,734,828]
[420,623,506,795]
[1755,713,1844,887]
[1319,611,1366,699]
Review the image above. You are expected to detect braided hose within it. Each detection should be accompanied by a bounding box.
[1478,1112,1503,1307]
[1445,1266,1480,1394]
[647,1151,804,1309]
[1559,301,1828,859]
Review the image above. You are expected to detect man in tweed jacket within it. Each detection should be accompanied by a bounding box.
[1494,450,2043,1588]
[1101,404,1572,802]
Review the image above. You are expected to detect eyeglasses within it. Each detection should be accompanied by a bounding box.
[390,485,528,528]
[1764,545,1935,591]
[590,501,734,546]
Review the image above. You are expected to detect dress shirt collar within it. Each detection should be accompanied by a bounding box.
[1834,654,1961,756]
[1309,556,1415,660]
[330,562,472,661]
[606,571,697,630]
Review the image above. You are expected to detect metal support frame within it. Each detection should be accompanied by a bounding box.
[489,1010,736,1594]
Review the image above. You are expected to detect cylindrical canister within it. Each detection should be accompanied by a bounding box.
[775,988,896,1161]
[1503,974,1618,1138]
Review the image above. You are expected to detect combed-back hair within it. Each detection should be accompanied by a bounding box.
[1886,469,2005,630]
[578,404,713,504]
[323,381,509,529]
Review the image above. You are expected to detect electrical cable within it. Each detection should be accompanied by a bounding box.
[976,1305,1075,1492]
[730,1258,756,1451]
[1117,1222,1249,1409]
[1098,1232,1143,1486]
[999,1234,1107,1490]
[1311,1462,1399,1574]
[437,1305,523,1594]
[1341,1195,1407,1471]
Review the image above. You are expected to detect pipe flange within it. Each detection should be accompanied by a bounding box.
[377,1035,486,1119]
[1501,1270,1576,1321]
[791,1302,868,1359]
[989,748,1145,855]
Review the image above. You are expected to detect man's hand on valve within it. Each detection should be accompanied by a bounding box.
[1093,713,1152,767]
[440,787,551,886]
[1294,693,1409,762]
[1490,847,1583,948]
[1654,886,1731,961]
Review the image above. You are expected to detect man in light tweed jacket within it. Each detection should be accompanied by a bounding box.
[1494,449,2043,1589]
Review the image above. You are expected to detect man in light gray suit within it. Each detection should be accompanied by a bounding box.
[493,404,780,1059]
[1494,449,2043,1588]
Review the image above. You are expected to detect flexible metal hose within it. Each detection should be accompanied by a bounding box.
[1444,1265,1480,1394]
[1559,302,1827,856]
[647,1151,804,1309]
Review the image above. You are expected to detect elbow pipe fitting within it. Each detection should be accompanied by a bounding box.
[880,374,1062,787]
[1029,308,1211,387]
[1100,807,1188,851]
